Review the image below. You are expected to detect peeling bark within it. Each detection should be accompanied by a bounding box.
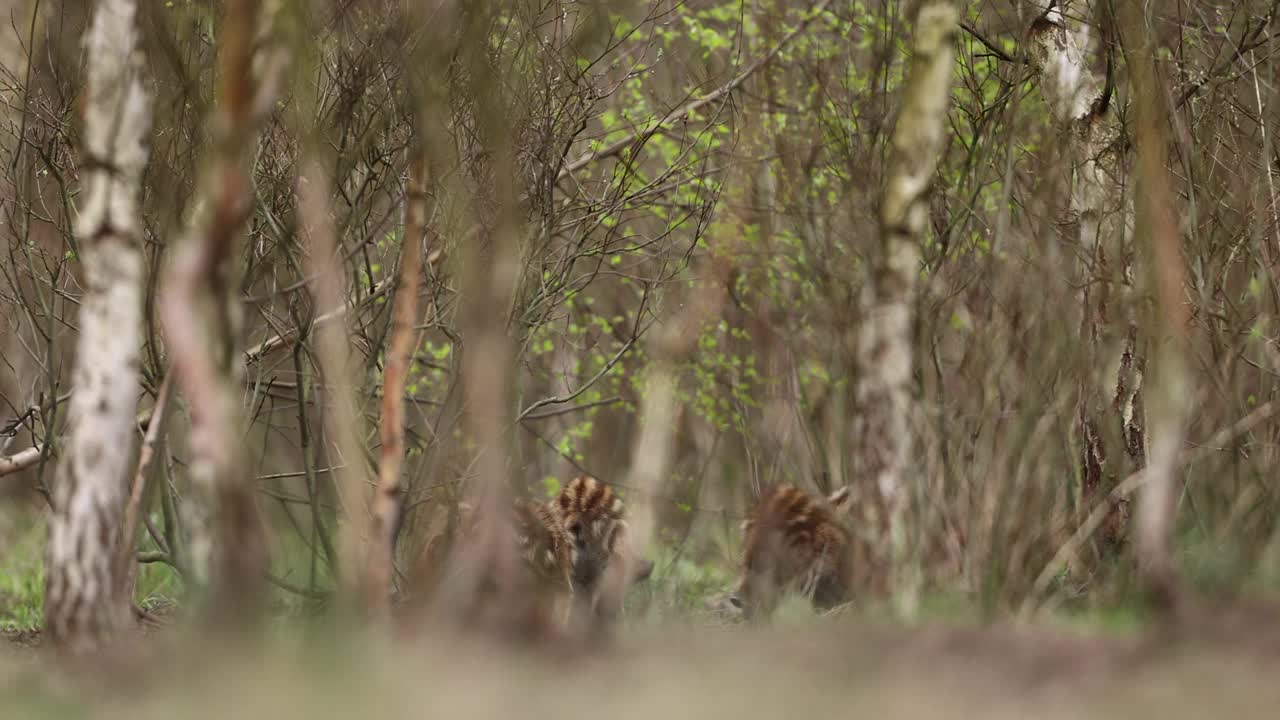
[43,0,151,654]
[852,0,958,615]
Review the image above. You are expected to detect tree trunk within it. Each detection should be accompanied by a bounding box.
[43,0,151,654]
[297,154,369,609]
[852,0,958,616]
[365,147,428,616]
[1120,0,1188,613]
[611,272,723,637]
[430,2,528,636]
[1027,1,1138,548]
[158,0,273,619]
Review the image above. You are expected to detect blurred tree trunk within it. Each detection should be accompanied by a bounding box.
[853,0,958,616]
[1120,0,1188,613]
[429,1,530,637]
[612,269,723,637]
[1027,1,1138,547]
[159,0,273,619]
[298,152,369,608]
[43,0,151,653]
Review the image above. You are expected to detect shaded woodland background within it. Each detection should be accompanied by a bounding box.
[1,0,1280,696]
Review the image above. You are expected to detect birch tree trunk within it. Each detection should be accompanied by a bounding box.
[159,0,273,618]
[852,0,958,616]
[1027,0,1138,546]
[43,0,151,653]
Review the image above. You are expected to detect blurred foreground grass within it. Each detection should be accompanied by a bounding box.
[5,505,1280,720]
[2,613,1279,720]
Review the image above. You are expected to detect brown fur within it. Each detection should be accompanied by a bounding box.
[510,498,575,594]
[554,475,649,628]
[410,477,652,636]
[713,484,853,620]
[555,475,626,594]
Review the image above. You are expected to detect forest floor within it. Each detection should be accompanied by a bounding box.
[2,596,1280,719]
[6,507,1280,717]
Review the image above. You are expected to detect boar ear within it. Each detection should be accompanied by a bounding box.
[827,486,851,513]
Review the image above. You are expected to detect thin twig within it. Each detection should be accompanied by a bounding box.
[118,372,174,601]
[243,247,443,366]
[960,21,1024,64]
[522,395,624,420]
[556,0,834,180]
[516,335,638,422]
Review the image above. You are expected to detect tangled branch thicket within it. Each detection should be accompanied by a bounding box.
[1,0,1279,664]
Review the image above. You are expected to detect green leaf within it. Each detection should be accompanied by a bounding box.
[543,476,561,498]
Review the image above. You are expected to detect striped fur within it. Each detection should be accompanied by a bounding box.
[411,477,651,634]
[716,484,853,620]
[555,474,627,595]
[552,474,654,630]
[511,498,575,593]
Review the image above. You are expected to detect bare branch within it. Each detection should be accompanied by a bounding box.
[0,444,41,477]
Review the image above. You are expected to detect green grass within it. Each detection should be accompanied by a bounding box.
[135,558,183,613]
[626,542,737,625]
[0,517,185,632]
[0,521,43,633]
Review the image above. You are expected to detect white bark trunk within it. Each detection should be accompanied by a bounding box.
[44,0,151,653]
[1028,2,1138,540]
[853,0,958,616]
[1028,3,1120,295]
